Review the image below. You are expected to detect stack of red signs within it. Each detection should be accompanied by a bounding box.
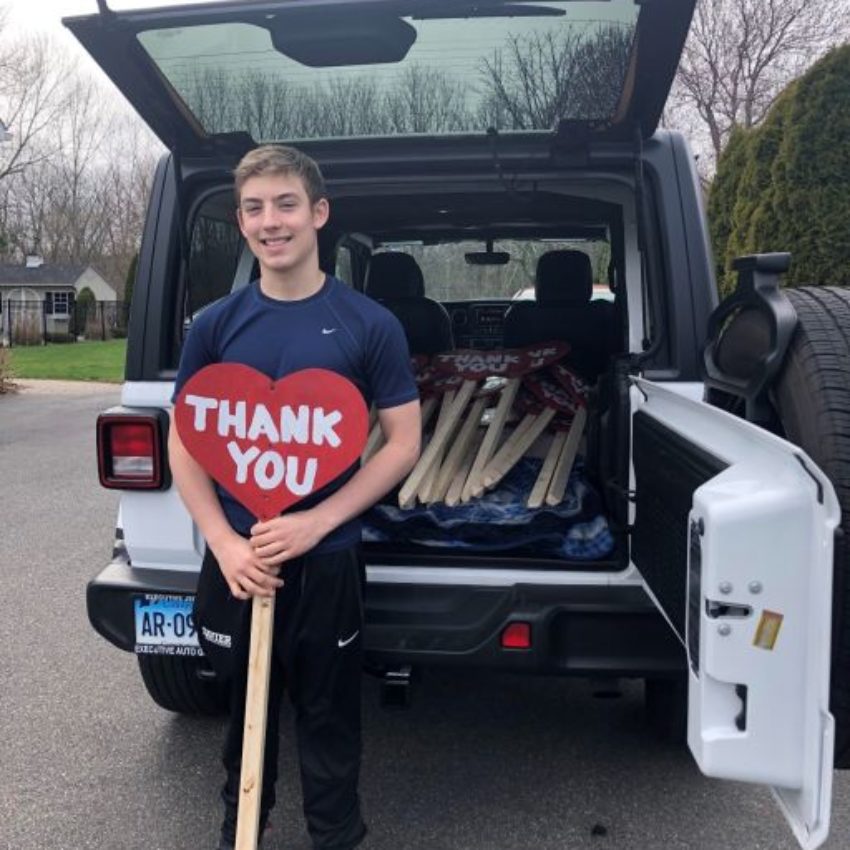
[391,342,588,509]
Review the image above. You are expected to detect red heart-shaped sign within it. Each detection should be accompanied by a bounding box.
[174,364,369,520]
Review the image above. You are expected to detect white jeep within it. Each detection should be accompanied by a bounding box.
[68,2,849,847]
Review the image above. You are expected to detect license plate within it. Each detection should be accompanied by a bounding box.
[134,594,202,656]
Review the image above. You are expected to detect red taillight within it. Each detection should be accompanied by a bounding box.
[110,424,154,477]
[501,622,532,650]
[97,412,166,490]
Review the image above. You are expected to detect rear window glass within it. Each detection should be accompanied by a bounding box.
[187,207,242,319]
[375,238,611,301]
[137,1,639,142]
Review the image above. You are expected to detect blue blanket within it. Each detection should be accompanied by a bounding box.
[363,457,615,560]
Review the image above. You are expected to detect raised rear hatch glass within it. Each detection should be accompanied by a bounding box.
[65,0,695,152]
[135,1,640,140]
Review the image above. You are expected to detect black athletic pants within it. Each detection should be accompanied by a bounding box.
[194,543,367,850]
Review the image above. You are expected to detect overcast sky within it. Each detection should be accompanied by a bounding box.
[4,1,183,67]
[5,0,211,60]
[8,0,202,30]
[4,0,214,126]
[6,0,206,46]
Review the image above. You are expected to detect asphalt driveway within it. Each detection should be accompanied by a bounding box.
[1,381,849,850]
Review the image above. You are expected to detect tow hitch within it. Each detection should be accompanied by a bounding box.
[381,666,414,710]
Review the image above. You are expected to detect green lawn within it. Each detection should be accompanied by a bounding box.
[7,340,127,383]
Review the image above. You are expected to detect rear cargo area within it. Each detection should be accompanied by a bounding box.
[361,349,628,569]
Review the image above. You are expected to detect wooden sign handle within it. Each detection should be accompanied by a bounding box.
[545,406,587,506]
[417,452,442,504]
[480,407,556,492]
[431,396,487,504]
[398,379,476,508]
[417,390,456,503]
[461,376,521,503]
[445,430,485,507]
[527,429,569,508]
[235,594,275,850]
[468,410,536,500]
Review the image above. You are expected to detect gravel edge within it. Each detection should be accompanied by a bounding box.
[12,378,121,395]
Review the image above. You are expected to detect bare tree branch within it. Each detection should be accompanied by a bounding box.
[0,31,71,181]
[669,0,849,171]
[479,25,633,130]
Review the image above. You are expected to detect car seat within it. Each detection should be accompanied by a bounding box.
[503,249,617,380]
[364,252,454,355]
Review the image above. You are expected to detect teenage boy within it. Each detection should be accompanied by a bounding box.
[168,144,421,850]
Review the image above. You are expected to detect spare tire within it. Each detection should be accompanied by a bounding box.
[772,286,850,767]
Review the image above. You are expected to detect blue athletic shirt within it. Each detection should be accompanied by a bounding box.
[172,275,419,552]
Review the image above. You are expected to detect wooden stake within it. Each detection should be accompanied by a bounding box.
[527,429,569,508]
[468,411,537,500]
[430,396,486,504]
[398,379,476,508]
[480,407,556,492]
[445,429,485,507]
[235,594,275,850]
[461,376,520,503]
[417,390,455,503]
[545,406,587,506]
[417,451,441,503]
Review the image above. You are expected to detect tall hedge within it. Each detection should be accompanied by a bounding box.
[707,126,750,285]
[709,45,850,296]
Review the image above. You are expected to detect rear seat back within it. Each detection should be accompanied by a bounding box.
[504,249,616,380]
[364,252,454,355]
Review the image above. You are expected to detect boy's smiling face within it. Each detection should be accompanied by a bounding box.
[236,172,329,284]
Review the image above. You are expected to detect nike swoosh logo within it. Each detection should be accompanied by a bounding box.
[338,630,359,648]
[322,328,337,334]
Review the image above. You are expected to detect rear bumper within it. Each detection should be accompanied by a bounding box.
[89,544,684,678]
[87,544,200,652]
[364,581,684,677]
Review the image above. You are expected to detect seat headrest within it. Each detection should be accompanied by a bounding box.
[365,252,425,299]
[535,250,593,305]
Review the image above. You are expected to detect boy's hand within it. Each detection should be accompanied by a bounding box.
[250,512,329,566]
[211,533,284,600]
